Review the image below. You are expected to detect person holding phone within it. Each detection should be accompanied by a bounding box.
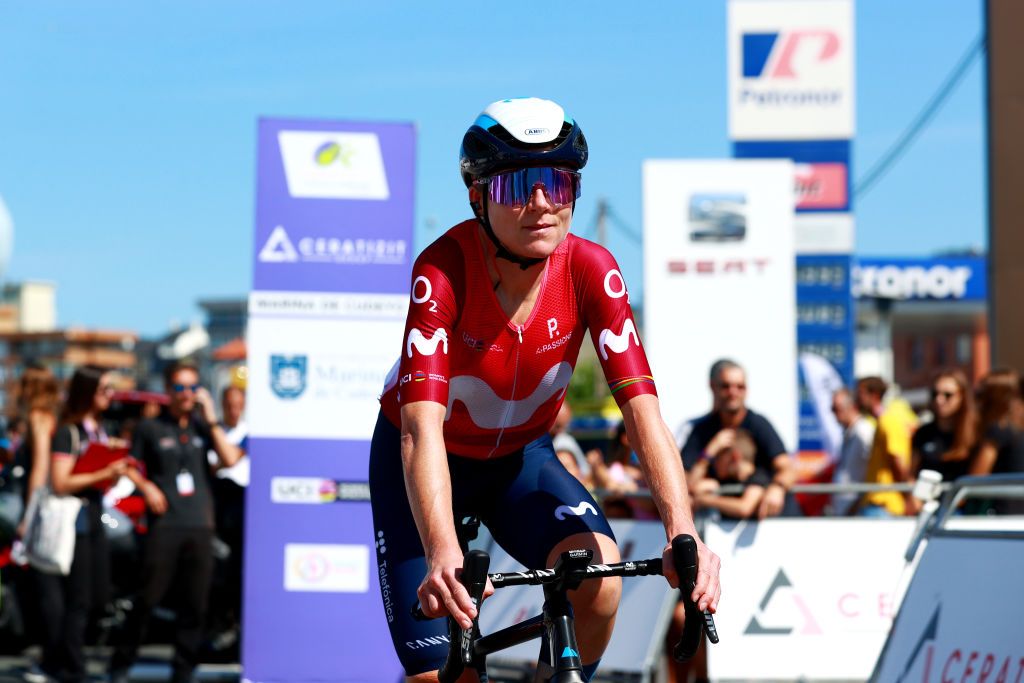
[109,361,242,683]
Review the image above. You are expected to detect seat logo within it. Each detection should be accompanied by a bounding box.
[524,128,549,136]
[554,501,597,520]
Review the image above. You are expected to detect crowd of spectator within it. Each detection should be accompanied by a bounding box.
[1,356,1022,681]
[554,359,1024,523]
[0,361,248,683]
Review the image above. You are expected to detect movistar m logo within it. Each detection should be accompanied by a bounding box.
[554,501,597,520]
[406,328,448,358]
[598,319,639,361]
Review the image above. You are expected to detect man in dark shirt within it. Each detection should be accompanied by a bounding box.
[111,361,242,683]
[681,359,796,518]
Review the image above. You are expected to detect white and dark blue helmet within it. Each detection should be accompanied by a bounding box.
[460,97,588,187]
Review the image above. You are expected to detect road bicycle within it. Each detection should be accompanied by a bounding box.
[415,519,718,683]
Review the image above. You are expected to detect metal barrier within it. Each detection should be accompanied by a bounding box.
[870,474,1024,683]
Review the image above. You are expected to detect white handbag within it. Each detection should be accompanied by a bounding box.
[23,426,83,576]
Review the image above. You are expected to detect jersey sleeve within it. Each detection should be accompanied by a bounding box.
[395,238,463,409]
[572,239,657,406]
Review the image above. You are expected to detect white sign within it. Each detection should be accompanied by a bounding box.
[872,534,1024,682]
[642,159,798,451]
[247,297,407,440]
[795,213,854,254]
[283,543,369,593]
[278,130,390,200]
[728,0,855,140]
[705,518,916,680]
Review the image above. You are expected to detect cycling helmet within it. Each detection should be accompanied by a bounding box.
[460,98,588,269]
[460,97,588,187]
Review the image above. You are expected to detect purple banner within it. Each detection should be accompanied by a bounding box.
[245,118,413,682]
[242,439,398,682]
[253,119,415,294]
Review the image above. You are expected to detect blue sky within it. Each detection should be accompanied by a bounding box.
[0,1,986,336]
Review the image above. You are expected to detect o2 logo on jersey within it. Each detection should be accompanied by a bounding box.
[412,276,439,312]
[270,355,308,399]
[603,269,628,302]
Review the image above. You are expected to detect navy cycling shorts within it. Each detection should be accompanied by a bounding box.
[368,411,614,675]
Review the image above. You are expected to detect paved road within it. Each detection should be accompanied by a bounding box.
[0,647,240,683]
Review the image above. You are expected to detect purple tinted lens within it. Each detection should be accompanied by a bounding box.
[487,167,580,207]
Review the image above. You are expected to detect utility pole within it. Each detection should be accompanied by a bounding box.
[987,0,1024,369]
[596,198,608,247]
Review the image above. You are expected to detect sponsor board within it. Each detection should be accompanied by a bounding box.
[271,477,371,503]
[853,257,987,301]
[283,543,369,593]
[257,225,408,266]
[729,0,855,140]
[247,310,405,440]
[705,518,916,680]
[872,534,1024,682]
[249,291,408,319]
[643,159,797,451]
[278,130,390,200]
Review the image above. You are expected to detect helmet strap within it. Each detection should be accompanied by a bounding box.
[475,193,545,271]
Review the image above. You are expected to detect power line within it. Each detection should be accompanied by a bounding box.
[605,205,643,245]
[854,33,986,201]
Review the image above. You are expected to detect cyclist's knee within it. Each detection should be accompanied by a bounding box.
[573,572,621,620]
[548,532,621,620]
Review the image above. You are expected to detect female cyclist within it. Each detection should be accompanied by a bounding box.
[369,97,720,682]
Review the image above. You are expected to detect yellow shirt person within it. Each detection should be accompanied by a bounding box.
[861,398,918,515]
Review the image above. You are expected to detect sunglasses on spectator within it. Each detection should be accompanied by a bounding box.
[475,167,581,209]
[931,389,958,400]
[98,384,116,395]
[717,382,746,390]
[173,383,201,394]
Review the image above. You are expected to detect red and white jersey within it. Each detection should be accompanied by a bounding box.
[380,220,657,459]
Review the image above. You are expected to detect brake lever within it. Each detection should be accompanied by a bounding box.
[437,550,490,683]
[670,534,719,663]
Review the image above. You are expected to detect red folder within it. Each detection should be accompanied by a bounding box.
[71,443,135,475]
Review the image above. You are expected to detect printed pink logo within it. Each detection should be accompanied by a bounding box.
[743,31,840,79]
[795,163,848,210]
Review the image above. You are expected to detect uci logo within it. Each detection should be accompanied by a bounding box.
[524,128,549,136]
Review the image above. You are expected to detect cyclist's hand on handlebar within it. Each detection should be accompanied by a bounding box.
[662,538,722,613]
[418,552,494,630]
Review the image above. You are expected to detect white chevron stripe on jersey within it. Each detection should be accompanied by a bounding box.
[446,362,572,429]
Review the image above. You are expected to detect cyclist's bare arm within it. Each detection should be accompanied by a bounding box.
[401,401,477,630]
[620,393,722,613]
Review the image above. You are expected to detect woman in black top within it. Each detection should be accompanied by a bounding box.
[37,366,130,683]
[970,369,1024,514]
[911,370,978,485]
